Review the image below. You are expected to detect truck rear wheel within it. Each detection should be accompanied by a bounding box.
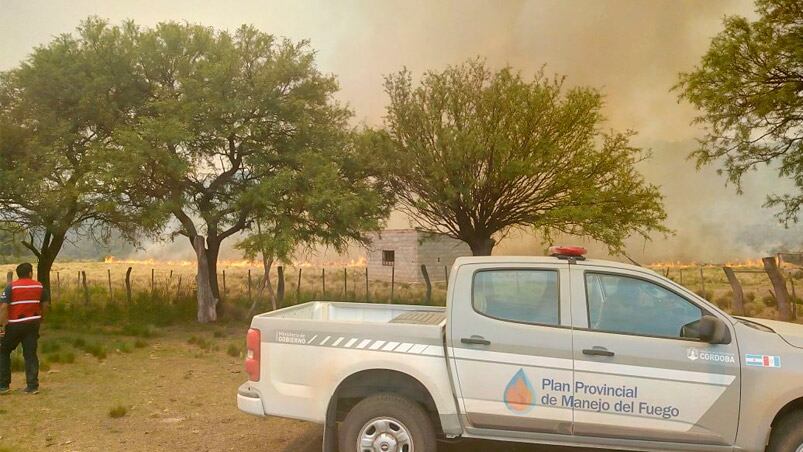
[768,411,803,452]
[339,393,436,452]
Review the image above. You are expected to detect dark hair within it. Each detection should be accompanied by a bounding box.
[16,263,33,278]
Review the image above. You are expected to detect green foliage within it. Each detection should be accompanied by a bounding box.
[103,21,392,312]
[676,0,803,223]
[379,59,668,255]
[0,18,160,289]
[108,405,128,418]
[134,339,148,349]
[226,344,241,358]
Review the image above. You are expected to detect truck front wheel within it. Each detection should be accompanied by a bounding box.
[339,393,436,452]
[768,411,803,452]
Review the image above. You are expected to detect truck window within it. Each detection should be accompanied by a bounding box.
[472,269,559,326]
[585,272,702,339]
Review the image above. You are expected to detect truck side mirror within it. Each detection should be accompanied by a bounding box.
[698,315,731,344]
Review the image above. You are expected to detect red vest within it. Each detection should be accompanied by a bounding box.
[8,278,43,324]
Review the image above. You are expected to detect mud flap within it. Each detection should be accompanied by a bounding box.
[323,396,338,452]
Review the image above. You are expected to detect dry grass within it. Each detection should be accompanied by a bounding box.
[0,261,447,307]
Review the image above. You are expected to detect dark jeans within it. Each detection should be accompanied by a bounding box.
[0,320,40,389]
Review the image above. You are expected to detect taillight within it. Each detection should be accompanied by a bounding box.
[245,328,261,381]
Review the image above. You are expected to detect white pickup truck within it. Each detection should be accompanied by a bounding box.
[238,248,803,452]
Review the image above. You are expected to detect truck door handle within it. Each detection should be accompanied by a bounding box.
[461,336,491,346]
[583,347,615,357]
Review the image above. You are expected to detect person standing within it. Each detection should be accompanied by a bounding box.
[0,263,49,394]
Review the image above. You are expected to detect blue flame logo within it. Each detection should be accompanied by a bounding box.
[504,368,535,414]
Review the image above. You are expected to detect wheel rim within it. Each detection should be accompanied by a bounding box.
[357,416,413,452]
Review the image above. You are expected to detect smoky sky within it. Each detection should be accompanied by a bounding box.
[3,0,795,263]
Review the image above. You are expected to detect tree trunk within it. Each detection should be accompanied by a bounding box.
[36,254,56,293]
[260,254,277,311]
[206,239,222,301]
[763,257,794,321]
[194,236,218,323]
[722,267,745,316]
[467,236,496,256]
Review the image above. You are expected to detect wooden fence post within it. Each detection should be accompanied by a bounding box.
[322,268,326,298]
[277,266,285,306]
[222,269,227,301]
[248,269,253,306]
[790,278,798,319]
[444,265,448,283]
[125,267,133,304]
[679,269,684,285]
[343,267,348,300]
[296,268,302,304]
[722,267,745,316]
[365,267,369,302]
[421,265,432,304]
[176,275,183,302]
[150,268,155,299]
[107,269,113,303]
[763,256,793,321]
[6,271,12,285]
[390,263,395,304]
[699,267,706,295]
[81,271,90,305]
[56,271,60,302]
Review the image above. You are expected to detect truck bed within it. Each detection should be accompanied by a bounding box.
[256,301,446,326]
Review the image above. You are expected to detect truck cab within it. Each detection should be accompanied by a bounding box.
[238,249,803,452]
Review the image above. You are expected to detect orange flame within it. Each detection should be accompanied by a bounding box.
[103,255,368,268]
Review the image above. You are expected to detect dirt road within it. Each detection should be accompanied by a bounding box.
[0,325,605,452]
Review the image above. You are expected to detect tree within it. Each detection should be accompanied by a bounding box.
[676,0,803,223]
[113,23,391,321]
[0,19,155,290]
[237,131,394,311]
[379,60,667,255]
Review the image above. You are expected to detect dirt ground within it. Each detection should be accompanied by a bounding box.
[0,324,608,452]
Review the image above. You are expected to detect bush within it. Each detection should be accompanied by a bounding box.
[72,337,86,349]
[121,323,157,338]
[115,342,133,354]
[83,342,107,360]
[134,339,148,349]
[40,340,61,354]
[226,344,241,358]
[108,405,128,418]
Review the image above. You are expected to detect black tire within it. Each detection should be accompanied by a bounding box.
[768,411,803,452]
[339,393,437,452]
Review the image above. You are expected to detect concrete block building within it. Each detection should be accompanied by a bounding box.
[365,229,471,283]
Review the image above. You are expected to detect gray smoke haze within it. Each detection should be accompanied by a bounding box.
[4,0,796,263]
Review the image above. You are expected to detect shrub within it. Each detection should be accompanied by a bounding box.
[10,349,24,372]
[226,344,241,358]
[83,342,107,360]
[108,405,128,418]
[116,342,133,354]
[40,340,61,354]
[213,330,226,338]
[134,339,148,349]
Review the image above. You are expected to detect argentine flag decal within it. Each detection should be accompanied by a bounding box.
[745,354,781,368]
